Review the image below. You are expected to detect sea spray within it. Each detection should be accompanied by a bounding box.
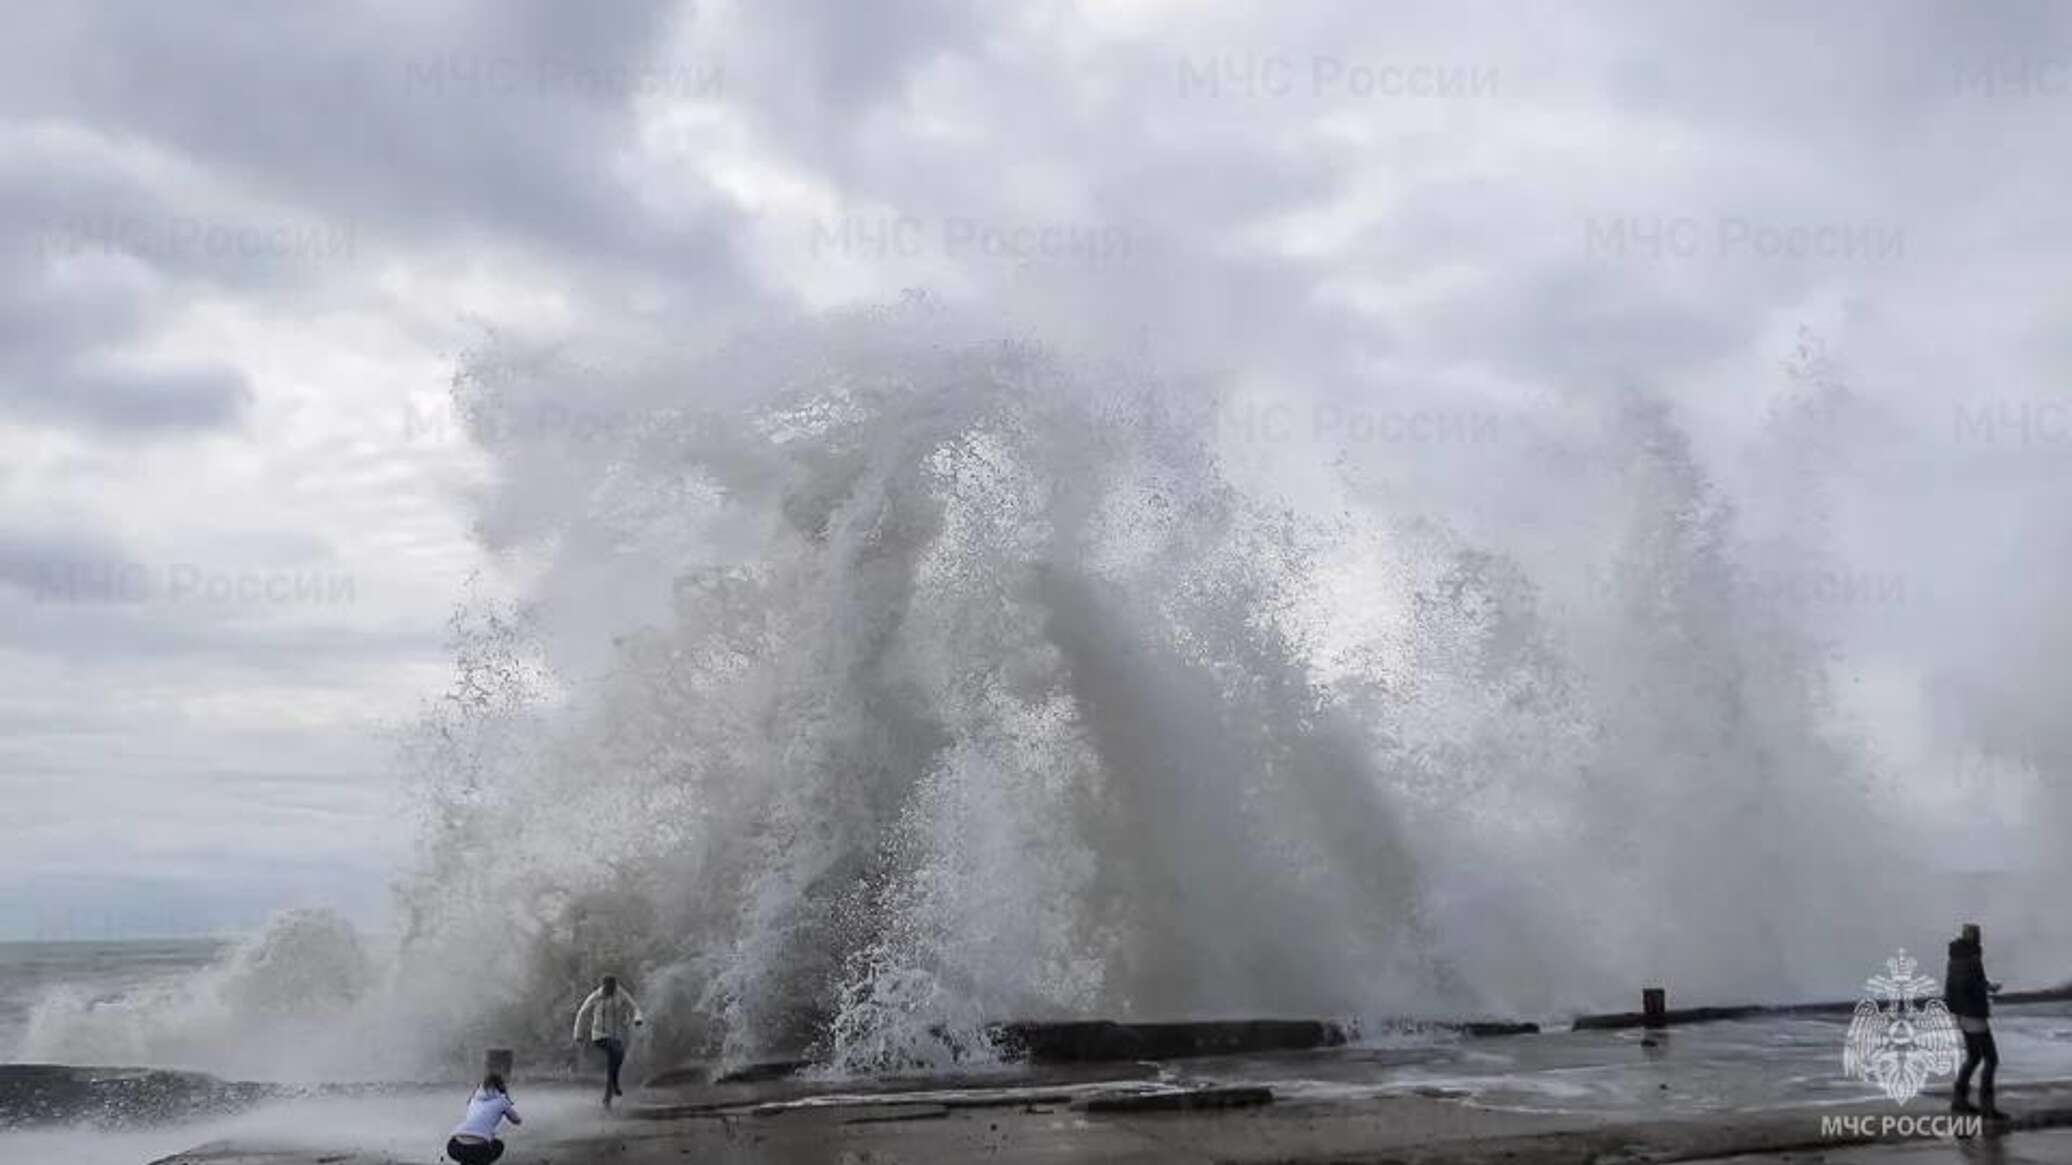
[385,316,1443,1071]
[34,304,1991,1083]
[15,910,373,1081]
[371,304,1924,1074]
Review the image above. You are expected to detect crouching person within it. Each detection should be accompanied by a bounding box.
[446,1071,521,1164]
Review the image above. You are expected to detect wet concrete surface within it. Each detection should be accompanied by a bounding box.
[139,1089,2072,1165]
[1173,1002,2072,1118]
[1709,1126,2072,1163]
[135,1002,2072,1163]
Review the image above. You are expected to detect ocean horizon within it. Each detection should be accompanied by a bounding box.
[0,938,229,1065]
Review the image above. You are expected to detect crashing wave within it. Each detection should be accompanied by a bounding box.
[375,304,1918,1075]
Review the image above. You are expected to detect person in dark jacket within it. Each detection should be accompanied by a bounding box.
[1945,923,2005,1118]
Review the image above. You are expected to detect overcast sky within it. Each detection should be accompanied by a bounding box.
[3,1,2068,939]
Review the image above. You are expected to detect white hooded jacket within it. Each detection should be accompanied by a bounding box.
[572,985,644,1043]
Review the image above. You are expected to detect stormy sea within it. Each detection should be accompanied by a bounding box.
[9,308,2072,1162]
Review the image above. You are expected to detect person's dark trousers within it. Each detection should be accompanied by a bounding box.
[445,1135,505,1164]
[594,1036,627,1102]
[1955,1029,1998,1110]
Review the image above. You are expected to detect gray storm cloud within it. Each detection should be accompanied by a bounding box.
[1,0,2068,1078]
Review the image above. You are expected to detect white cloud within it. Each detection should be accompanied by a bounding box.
[4,0,2072,939]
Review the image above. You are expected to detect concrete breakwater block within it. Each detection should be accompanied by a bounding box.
[1074,1085,1275,1113]
[1572,982,2072,1031]
[642,1058,816,1088]
[641,1062,711,1088]
[640,1017,1548,1092]
[1445,1020,1540,1037]
[1574,1003,1780,1030]
[839,1102,954,1123]
[716,1059,815,1084]
[0,1065,276,1128]
[990,1018,1537,1063]
[990,1019,1348,1062]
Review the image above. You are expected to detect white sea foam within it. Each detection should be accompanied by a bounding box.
[366,304,1988,1075]
[15,910,390,1081]
[29,302,2070,1086]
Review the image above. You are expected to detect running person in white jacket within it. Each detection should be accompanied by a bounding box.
[572,974,644,1107]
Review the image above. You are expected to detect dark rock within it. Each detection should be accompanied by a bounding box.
[0,1064,277,1129]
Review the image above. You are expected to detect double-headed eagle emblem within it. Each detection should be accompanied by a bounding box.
[1843,949,1961,1105]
